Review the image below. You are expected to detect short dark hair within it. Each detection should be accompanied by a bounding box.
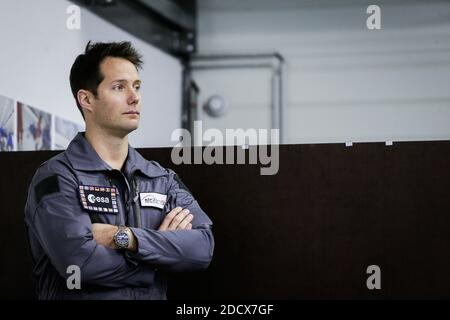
[69,41,143,119]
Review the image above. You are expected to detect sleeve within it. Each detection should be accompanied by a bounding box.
[126,170,214,272]
[26,167,155,288]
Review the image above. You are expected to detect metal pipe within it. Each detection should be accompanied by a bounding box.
[191,64,275,71]
[189,52,286,143]
[271,72,280,133]
[192,53,285,62]
[278,64,286,144]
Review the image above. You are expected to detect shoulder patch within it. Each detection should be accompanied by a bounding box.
[35,175,60,203]
[174,174,192,194]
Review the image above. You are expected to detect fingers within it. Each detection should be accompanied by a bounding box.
[167,209,191,231]
[158,207,183,231]
[158,207,194,231]
[176,213,194,230]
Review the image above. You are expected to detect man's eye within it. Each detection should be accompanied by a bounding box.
[113,85,124,90]
[135,85,141,91]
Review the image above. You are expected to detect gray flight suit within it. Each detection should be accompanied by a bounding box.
[24,132,214,300]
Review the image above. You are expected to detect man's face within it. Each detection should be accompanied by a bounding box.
[90,57,141,135]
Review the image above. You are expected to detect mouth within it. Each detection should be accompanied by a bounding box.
[123,111,140,115]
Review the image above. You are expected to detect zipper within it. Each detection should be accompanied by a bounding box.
[118,170,132,227]
[132,174,142,228]
[107,173,126,226]
[107,170,141,228]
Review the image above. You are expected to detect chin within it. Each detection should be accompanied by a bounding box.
[124,124,139,133]
[111,123,139,136]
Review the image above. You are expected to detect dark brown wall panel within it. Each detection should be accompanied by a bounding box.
[1,141,450,299]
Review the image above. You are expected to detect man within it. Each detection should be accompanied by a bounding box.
[24,41,214,299]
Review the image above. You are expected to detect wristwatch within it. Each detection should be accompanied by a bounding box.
[113,226,131,249]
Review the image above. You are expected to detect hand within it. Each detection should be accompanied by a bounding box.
[158,207,193,231]
[92,223,118,249]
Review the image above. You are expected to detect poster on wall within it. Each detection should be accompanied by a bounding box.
[0,94,15,152]
[54,116,84,150]
[17,102,52,151]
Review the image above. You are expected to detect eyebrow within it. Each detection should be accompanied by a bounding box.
[110,79,141,85]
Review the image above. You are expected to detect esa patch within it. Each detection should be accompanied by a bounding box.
[78,185,119,213]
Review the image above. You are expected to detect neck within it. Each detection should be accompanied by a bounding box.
[84,126,129,171]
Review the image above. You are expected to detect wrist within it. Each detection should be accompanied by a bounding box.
[125,227,137,252]
[111,226,120,248]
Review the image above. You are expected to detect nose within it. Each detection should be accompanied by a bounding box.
[127,87,140,105]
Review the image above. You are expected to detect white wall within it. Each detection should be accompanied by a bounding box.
[196,0,450,144]
[0,0,182,148]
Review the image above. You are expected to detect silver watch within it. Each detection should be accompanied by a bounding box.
[113,227,130,249]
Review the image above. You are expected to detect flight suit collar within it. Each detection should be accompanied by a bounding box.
[65,132,167,178]
[125,144,167,178]
[65,132,111,172]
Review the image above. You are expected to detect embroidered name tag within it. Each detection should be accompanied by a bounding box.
[140,192,167,209]
[79,185,119,213]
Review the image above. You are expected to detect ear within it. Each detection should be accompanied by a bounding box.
[77,89,94,114]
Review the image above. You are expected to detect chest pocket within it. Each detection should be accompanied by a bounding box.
[139,206,166,230]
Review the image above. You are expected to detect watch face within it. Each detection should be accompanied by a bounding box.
[115,231,129,248]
